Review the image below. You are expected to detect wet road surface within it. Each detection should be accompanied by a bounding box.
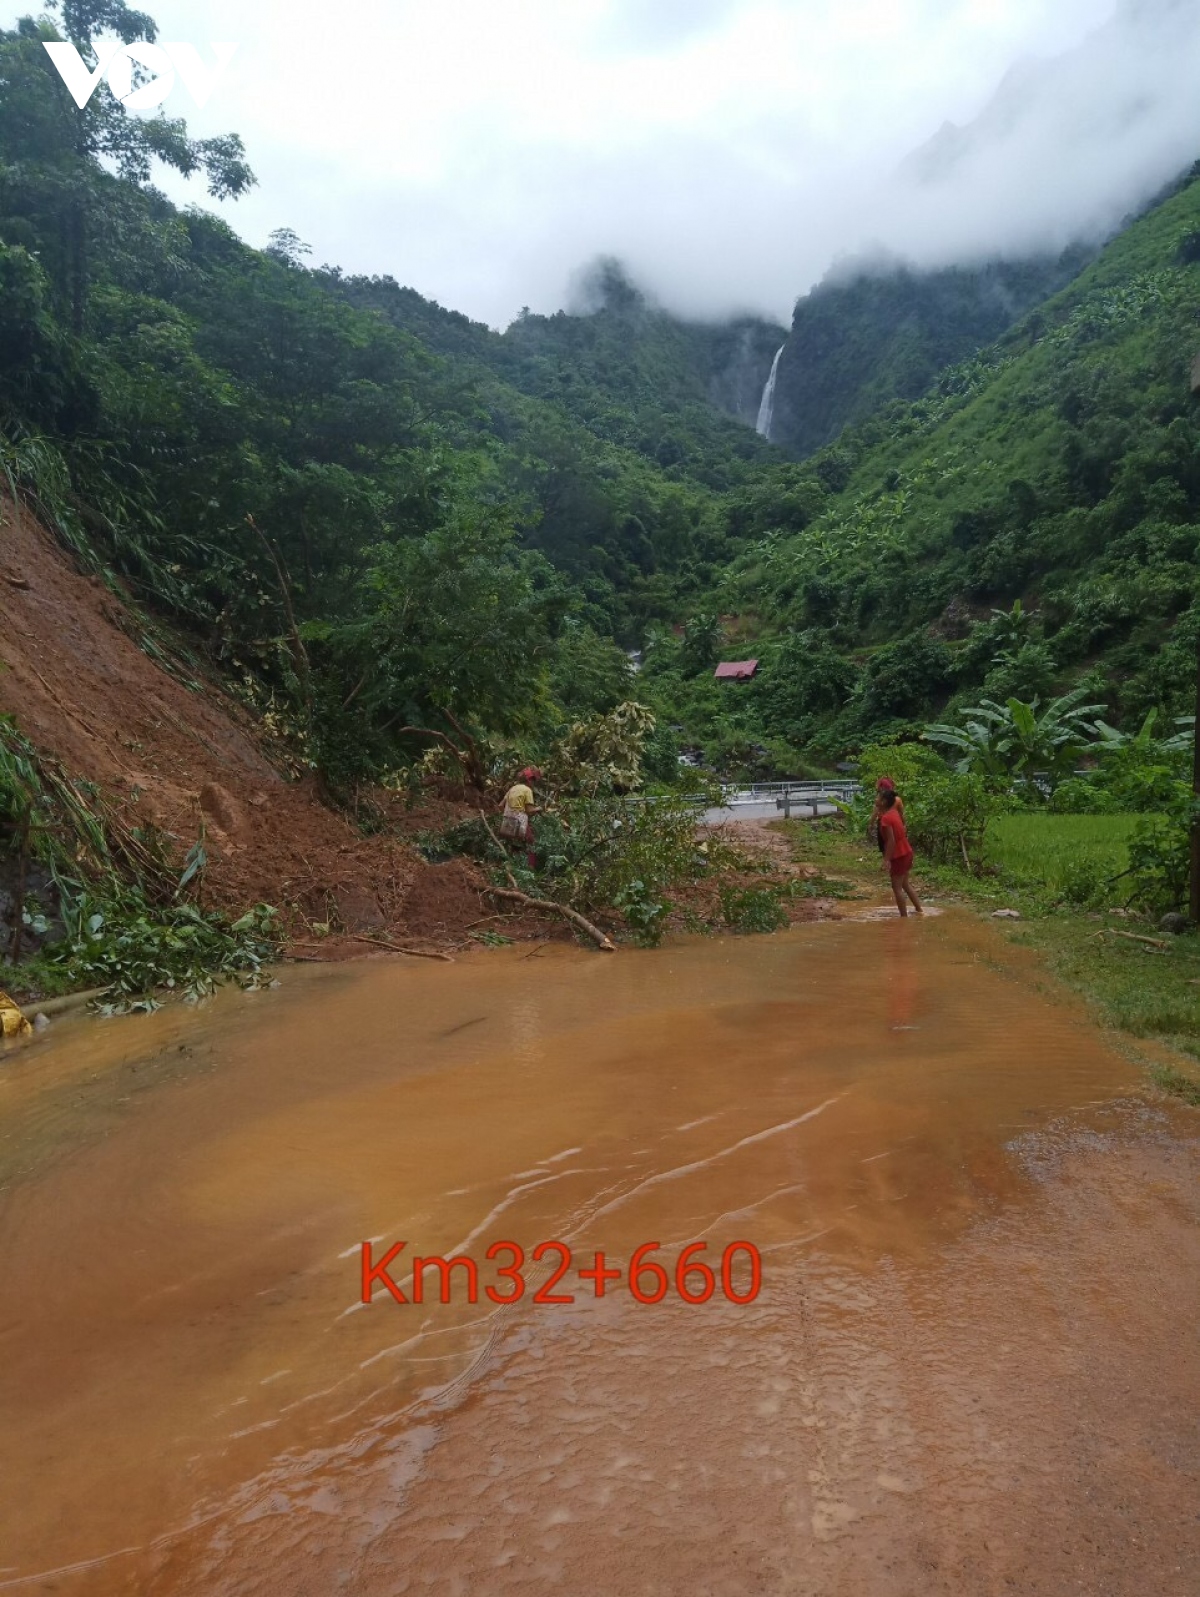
[0,913,1196,1593]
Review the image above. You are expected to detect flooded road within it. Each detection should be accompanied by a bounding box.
[1,914,1197,1594]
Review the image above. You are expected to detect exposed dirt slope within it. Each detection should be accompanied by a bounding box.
[0,494,496,952]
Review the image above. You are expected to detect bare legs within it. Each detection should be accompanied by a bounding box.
[891,871,923,918]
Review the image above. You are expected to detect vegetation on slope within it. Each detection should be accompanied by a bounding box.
[767,249,1095,457]
[2,1,1198,996]
[641,166,1200,771]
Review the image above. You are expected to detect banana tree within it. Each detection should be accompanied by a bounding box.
[921,703,1014,778]
[925,688,1106,790]
[1088,708,1194,756]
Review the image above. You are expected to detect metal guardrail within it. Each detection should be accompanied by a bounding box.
[715,782,860,814]
[630,781,861,814]
[684,781,863,819]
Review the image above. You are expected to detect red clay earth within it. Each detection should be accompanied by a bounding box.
[0,493,512,956]
[0,496,843,971]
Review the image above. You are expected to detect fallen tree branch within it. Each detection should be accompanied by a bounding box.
[476,811,614,948]
[484,887,615,951]
[1096,928,1169,951]
[478,809,520,889]
[351,933,455,962]
[30,986,113,1017]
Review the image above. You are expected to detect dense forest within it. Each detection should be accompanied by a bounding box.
[1,0,1198,799]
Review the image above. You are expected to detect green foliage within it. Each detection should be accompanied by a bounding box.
[1128,793,1196,914]
[0,4,252,346]
[553,701,658,797]
[613,878,671,947]
[924,688,1106,790]
[1,715,280,1001]
[860,632,954,725]
[769,251,1093,457]
[548,624,636,718]
[54,895,279,1011]
[305,493,565,788]
[718,883,789,934]
[679,611,722,674]
[756,629,860,744]
[1083,711,1193,810]
[1047,777,1120,815]
[521,786,708,943]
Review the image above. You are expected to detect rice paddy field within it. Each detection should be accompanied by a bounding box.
[985,813,1139,899]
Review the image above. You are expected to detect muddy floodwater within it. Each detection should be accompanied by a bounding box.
[1,913,1197,1595]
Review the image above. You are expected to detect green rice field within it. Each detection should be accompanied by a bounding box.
[985,813,1140,900]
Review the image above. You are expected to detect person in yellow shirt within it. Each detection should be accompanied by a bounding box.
[500,766,542,869]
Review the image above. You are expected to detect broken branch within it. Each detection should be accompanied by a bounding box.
[478,809,520,890]
[1098,928,1169,950]
[351,933,455,962]
[484,887,615,951]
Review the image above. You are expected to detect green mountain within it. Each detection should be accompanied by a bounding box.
[639,164,1200,770]
[331,258,785,485]
[765,250,1095,458]
[0,5,778,789]
[1,2,1197,792]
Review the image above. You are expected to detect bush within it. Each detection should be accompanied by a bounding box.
[1128,803,1194,913]
[852,742,1007,870]
[1057,854,1110,907]
[719,884,789,934]
[1049,777,1119,814]
[614,878,671,946]
[859,632,955,724]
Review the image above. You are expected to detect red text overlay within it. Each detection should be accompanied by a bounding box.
[360,1240,762,1306]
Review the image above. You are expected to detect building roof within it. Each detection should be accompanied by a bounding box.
[714,659,759,680]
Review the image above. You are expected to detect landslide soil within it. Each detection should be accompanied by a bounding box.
[0,498,854,972]
[0,495,516,957]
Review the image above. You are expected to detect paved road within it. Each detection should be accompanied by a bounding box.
[702,800,840,825]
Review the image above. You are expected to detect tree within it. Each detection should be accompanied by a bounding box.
[302,495,567,785]
[924,688,1107,792]
[265,228,312,269]
[758,630,859,739]
[0,4,253,331]
[679,611,722,674]
[548,624,636,719]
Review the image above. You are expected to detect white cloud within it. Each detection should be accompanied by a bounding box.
[7,1,1198,326]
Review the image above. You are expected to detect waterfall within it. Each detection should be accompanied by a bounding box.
[755,344,784,440]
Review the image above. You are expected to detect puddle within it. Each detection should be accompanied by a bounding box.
[0,912,1191,1594]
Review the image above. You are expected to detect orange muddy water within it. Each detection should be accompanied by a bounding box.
[1,913,1197,1595]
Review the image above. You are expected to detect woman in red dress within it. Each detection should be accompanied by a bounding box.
[878,789,923,919]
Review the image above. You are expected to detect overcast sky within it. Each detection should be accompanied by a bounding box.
[10,0,1200,326]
